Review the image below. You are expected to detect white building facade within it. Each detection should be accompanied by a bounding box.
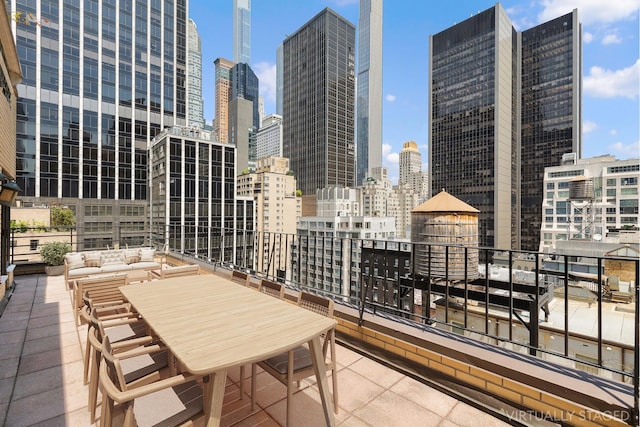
[541,155,639,252]
[256,114,283,160]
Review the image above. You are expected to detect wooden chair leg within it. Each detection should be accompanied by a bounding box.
[286,349,294,427]
[88,350,100,423]
[250,364,257,411]
[83,333,91,385]
[239,365,245,400]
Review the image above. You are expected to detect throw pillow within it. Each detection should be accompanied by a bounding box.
[124,249,140,264]
[139,248,156,262]
[100,251,126,267]
[65,253,85,270]
[84,251,101,267]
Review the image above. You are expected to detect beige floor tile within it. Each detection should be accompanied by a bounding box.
[446,401,512,427]
[389,375,458,418]
[353,389,443,427]
[332,366,384,413]
[347,355,404,390]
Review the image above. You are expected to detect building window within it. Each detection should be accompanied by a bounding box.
[30,240,39,251]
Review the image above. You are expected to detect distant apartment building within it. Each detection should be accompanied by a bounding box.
[359,166,420,239]
[356,0,383,186]
[256,114,283,160]
[540,154,639,252]
[293,186,395,296]
[429,5,581,250]
[150,126,252,265]
[236,156,300,278]
[233,0,251,65]
[8,0,189,248]
[214,57,234,144]
[187,19,205,128]
[399,141,428,204]
[283,8,356,204]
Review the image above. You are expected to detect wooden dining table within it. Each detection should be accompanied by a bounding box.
[120,274,337,427]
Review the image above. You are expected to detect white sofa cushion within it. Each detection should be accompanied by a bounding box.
[101,263,134,273]
[101,251,126,267]
[68,266,102,277]
[84,251,102,267]
[125,249,140,264]
[139,248,156,262]
[65,253,85,270]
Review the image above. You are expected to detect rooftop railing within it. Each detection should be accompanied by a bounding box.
[7,225,639,423]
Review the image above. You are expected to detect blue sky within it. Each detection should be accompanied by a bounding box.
[189,0,639,184]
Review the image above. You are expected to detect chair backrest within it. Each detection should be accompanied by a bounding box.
[231,269,249,285]
[297,291,334,318]
[101,336,128,392]
[259,279,285,299]
[159,264,199,278]
[76,273,129,311]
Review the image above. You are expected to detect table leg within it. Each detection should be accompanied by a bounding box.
[309,336,336,427]
[204,369,227,427]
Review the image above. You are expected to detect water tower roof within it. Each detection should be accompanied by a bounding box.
[412,189,479,213]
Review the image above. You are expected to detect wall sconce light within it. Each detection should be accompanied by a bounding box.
[0,172,21,206]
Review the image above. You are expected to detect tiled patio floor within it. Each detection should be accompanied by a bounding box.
[0,274,512,427]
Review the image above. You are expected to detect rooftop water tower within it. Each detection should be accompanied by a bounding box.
[411,190,479,280]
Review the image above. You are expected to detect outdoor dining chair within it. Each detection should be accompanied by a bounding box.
[86,308,167,424]
[99,336,204,427]
[250,291,338,424]
[257,278,285,299]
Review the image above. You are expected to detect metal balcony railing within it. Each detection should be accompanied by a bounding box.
[7,225,640,422]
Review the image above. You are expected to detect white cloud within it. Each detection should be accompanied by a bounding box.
[583,32,594,43]
[582,121,598,134]
[385,94,396,102]
[538,0,639,25]
[382,143,399,165]
[253,62,277,104]
[610,129,617,136]
[608,141,640,158]
[584,59,640,99]
[602,34,622,45]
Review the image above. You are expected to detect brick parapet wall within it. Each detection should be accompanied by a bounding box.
[334,307,635,427]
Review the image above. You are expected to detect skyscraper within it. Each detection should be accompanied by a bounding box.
[399,141,422,186]
[356,0,383,186]
[187,19,205,128]
[229,62,259,171]
[9,0,188,247]
[429,5,581,250]
[214,57,234,144]
[520,11,582,251]
[233,0,251,65]
[283,8,356,200]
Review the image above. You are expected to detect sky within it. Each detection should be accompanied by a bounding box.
[189,0,640,184]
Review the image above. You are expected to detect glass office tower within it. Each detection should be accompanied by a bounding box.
[520,11,582,251]
[187,18,205,128]
[8,0,188,248]
[283,8,356,196]
[356,0,383,186]
[429,5,581,250]
[233,0,251,65]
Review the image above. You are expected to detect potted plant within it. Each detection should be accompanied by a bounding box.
[40,241,72,276]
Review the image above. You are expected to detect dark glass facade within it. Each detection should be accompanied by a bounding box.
[520,12,580,251]
[429,5,580,250]
[10,0,188,245]
[283,8,356,196]
[150,129,246,263]
[231,63,259,130]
